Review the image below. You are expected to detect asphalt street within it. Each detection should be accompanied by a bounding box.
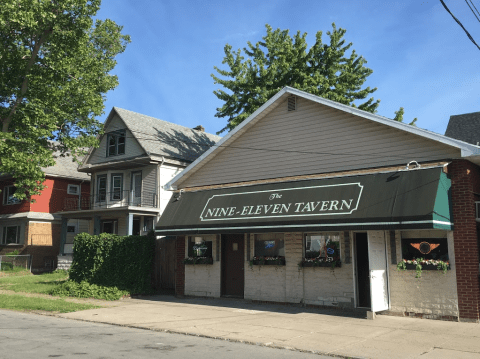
[0,310,332,359]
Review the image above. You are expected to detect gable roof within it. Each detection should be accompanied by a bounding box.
[165,87,480,190]
[110,107,221,163]
[44,153,89,181]
[445,111,480,146]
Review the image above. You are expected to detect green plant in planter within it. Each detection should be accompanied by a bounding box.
[397,258,450,278]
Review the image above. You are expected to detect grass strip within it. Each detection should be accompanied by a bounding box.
[0,271,68,294]
[0,293,98,313]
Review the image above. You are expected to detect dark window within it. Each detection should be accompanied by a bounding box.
[188,237,213,258]
[401,238,449,261]
[143,217,154,232]
[3,186,21,205]
[97,175,107,202]
[67,225,76,233]
[2,226,20,244]
[101,220,118,234]
[254,233,284,257]
[110,174,123,201]
[106,130,126,157]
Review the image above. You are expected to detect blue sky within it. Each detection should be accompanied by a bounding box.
[96,0,480,137]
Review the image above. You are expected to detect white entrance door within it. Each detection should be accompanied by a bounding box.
[368,231,389,312]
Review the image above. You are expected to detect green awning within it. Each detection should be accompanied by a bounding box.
[156,167,452,235]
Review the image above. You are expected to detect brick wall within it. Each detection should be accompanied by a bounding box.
[184,235,221,297]
[175,236,185,296]
[243,232,354,307]
[448,160,480,322]
[388,230,459,319]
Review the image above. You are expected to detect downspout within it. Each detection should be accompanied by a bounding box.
[78,179,85,210]
[157,156,165,209]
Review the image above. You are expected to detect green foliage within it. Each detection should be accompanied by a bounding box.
[212,23,379,133]
[4,250,20,256]
[68,232,155,294]
[393,107,418,126]
[0,0,130,200]
[0,293,98,313]
[50,280,128,301]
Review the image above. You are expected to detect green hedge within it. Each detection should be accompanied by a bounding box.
[69,232,155,294]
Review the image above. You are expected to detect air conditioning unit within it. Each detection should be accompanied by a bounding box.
[476,202,480,221]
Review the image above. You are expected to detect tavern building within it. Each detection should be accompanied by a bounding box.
[156,87,480,322]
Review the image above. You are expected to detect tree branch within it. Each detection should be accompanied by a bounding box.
[2,26,53,133]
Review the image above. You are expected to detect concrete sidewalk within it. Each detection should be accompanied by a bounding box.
[59,295,480,359]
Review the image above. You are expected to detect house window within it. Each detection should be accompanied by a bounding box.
[401,237,449,261]
[254,233,285,257]
[2,225,21,244]
[67,225,76,233]
[110,174,123,201]
[188,236,213,258]
[3,186,21,205]
[97,175,107,202]
[67,184,80,195]
[304,232,341,259]
[143,217,154,232]
[101,220,118,234]
[106,130,126,157]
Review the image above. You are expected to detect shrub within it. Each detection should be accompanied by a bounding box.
[50,280,128,301]
[68,232,155,294]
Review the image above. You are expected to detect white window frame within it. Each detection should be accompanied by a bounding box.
[2,225,21,245]
[3,185,21,205]
[67,184,80,195]
[106,130,126,157]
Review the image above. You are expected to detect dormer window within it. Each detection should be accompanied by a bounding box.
[107,130,126,157]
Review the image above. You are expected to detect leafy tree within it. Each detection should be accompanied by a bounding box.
[393,107,417,126]
[0,0,130,200]
[212,23,380,133]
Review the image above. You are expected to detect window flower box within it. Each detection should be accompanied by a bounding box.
[250,256,285,266]
[397,258,450,278]
[299,257,341,268]
[183,257,213,265]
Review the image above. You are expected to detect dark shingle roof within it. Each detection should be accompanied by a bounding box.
[113,108,221,163]
[44,153,89,181]
[445,111,480,146]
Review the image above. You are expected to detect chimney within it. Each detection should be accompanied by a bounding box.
[193,125,204,132]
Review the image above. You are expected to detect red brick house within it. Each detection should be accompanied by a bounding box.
[0,154,90,271]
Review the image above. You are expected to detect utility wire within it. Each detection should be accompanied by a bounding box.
[119,129,449,162]
[468,0,480,19]
[465,0,480,23]
[440,0,480,51]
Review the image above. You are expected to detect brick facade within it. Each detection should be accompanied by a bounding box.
[175,236,186,296]
[448,160,480,322]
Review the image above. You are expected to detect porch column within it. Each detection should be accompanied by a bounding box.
[126,213,133,236]
[93,216,101,235]
[59,217,68,255]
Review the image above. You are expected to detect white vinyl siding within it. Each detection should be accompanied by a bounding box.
[88,115,145,165]
[159,165,182,213]
[180,97,461,188]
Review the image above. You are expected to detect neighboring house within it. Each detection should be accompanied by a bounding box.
[157,87,480,323]
[57,107,220,275]
[0,154,90,271]
[445,111,480,145]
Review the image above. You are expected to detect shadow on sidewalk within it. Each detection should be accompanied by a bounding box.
[133,292,368,319]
